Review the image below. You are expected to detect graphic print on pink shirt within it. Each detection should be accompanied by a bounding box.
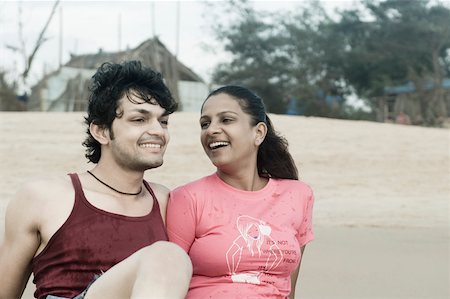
[167,174,315,298]
[226,215,283,285]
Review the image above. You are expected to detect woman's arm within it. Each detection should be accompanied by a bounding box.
[289,245,306,299]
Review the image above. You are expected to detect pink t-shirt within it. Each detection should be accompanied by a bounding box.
[167,173,314,299]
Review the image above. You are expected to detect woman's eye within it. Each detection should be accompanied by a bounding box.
[200,122,209,129]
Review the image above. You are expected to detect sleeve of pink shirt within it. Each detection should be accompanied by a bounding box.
[296,185,315,247]
[166,186,196,252]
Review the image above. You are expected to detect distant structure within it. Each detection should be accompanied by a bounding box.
[377,79,450,126]
[28,37,208,112]
[286,91,344,116]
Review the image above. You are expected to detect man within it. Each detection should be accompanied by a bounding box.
[0,61,192,299]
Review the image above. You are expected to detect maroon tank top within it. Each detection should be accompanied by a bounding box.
[31,173,168,299]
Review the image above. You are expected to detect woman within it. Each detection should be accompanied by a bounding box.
[167,85,314,299]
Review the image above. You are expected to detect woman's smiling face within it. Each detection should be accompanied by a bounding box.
[199,93,260,171]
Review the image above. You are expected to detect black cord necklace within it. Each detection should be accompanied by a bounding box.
[87,170,143,196]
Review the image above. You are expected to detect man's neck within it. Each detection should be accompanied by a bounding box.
[89,165,145,195]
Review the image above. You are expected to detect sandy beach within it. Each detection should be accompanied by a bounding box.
[0,112,448,298]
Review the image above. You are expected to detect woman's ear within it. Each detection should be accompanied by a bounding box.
[89,122,110,145]
[254,122,268,146]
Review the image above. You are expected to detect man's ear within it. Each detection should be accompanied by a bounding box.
[254,122,268,146]
[89,122,110,145]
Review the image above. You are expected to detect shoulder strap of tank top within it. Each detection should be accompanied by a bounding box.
[68,174,160,214]
[143,180,160,210]
[68,173,82,203]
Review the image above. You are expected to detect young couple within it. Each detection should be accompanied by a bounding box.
[0,61,314,299]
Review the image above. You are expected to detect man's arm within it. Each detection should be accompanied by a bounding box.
[0,186,41,299]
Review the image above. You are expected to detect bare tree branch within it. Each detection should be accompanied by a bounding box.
[5,45,20,52]
[18,2,28,70]
[22,0,60,80]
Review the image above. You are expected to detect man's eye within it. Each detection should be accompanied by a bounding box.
[160,120,169,126]
[133,118,145,122]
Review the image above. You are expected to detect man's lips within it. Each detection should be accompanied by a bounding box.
[139,143,161,149]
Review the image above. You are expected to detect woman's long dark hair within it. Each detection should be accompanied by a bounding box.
[205,85,298,180]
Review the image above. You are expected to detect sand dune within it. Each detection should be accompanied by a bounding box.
[0,112,448,298]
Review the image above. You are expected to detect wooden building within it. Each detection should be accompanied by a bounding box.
[28,37,208,112]
[377,79,450,126]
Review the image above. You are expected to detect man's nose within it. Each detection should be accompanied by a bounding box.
[146,120,165,136]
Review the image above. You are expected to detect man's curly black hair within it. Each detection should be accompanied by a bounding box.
[83,60,178,163]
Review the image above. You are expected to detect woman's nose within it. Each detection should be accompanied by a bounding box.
[205,121,221,135]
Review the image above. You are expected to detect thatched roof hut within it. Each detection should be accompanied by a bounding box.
[28,37,206,111]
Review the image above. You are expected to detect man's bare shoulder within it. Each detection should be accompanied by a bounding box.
[16,175,73,201]
[4,175,75,237]
[148,182,170,193]
[147,182,170,220]
[8,175,74,216]
[148,182,170,200]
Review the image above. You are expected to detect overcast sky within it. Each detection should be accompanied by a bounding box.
[0,0,351,90]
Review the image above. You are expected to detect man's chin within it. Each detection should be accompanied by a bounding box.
[144,160,163,170]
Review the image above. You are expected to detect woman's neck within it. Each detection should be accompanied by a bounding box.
[217,169,268,191]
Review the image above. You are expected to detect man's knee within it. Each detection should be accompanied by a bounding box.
[137,241,192,277]
[148,241,187,256]
[85,242,192,298]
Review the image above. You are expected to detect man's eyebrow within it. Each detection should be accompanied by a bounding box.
[130,109,150,114]
[129,108,169,117]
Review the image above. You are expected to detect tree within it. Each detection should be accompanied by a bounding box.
[208,0,450,124]
[334,0,450,124]
[210,0,292,113]
[209,0,350,117]
[5,0,60,96]
[0,71,24,111]
[280,2,351,117]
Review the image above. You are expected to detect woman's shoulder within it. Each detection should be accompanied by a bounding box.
[172,173,217,193]
[274,178,313,195]
[169,174,218,207]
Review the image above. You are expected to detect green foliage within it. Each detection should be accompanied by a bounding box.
[337,0,450,103]
[0,72,24,111]
[208,0,450,124]
[211,1,292,113]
